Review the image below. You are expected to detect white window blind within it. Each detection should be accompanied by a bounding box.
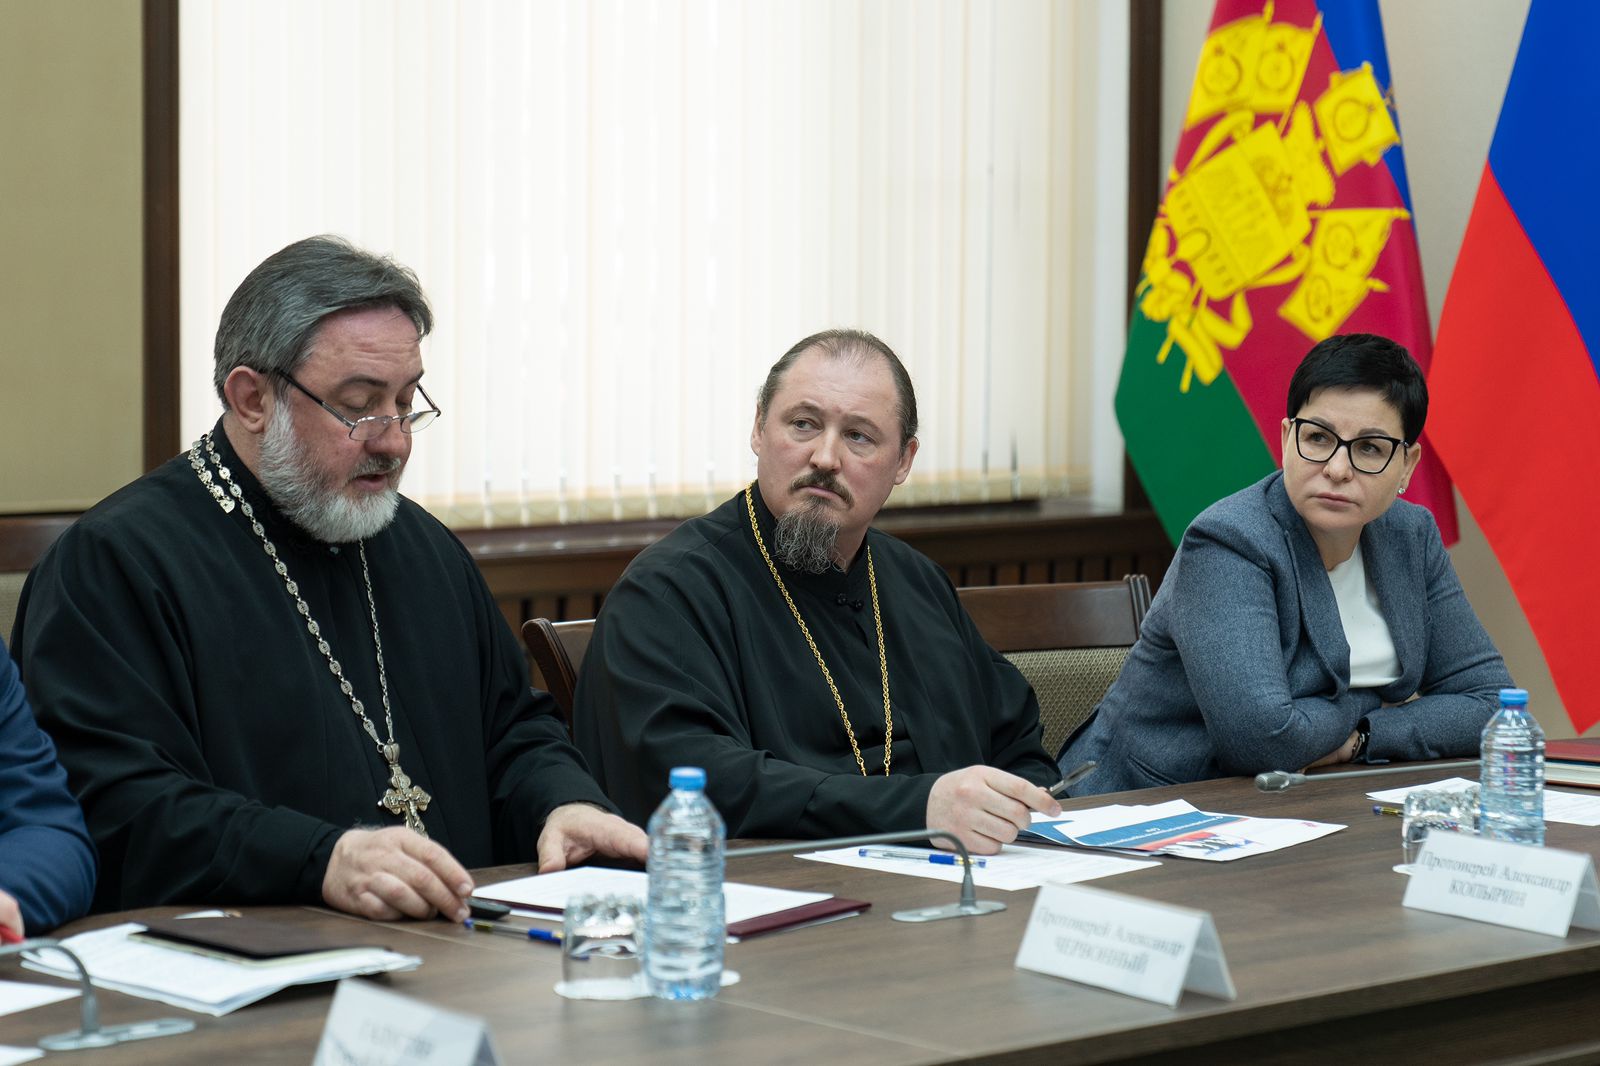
[180,0,1129,527]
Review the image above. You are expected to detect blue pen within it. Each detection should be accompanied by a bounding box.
[857,847,987,868]
[465,918,563,945]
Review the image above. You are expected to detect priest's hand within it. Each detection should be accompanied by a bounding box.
[536,803,649,873]
[322,827,475,922]
[0,889,22,941]
[926,766,1062,856]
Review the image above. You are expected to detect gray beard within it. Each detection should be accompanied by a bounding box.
[256,402,402,543]
[772,504,840,574]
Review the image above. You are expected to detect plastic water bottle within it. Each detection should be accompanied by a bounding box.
[644,766,725,1000]
[1479,687,1545,846]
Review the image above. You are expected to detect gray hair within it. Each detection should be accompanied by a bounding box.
[213,234,433,405]
[756,328,919,449]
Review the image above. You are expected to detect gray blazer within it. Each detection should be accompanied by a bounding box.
[1060,472,1511,795]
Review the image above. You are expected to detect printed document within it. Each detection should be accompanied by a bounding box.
[1023,799,1343,860]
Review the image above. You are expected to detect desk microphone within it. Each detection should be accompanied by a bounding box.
[1254,759,1480,792]
[727,827,1006,923]
[0,937,195,1050]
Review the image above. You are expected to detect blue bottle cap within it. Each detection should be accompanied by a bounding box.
[669,766,707,791]
[1498,688,1529,706]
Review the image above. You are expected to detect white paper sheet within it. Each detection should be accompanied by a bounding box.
[1368,777,1600,826]
[0,1046,43,1065]
[476,868,829,925]
[0,979,78,1018]
[798,844,1158,891]
[21,923,420,1017]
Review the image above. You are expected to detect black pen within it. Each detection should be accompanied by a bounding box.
[1048,761,1097,799]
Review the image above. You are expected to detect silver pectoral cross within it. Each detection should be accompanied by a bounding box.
[379,764,433,837]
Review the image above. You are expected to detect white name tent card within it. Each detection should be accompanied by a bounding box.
[1014,883,1236,1007]
[314,979,500,1066]
[1402,833,1600,937]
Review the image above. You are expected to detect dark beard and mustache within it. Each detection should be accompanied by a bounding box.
[257,400,404,543]
[772,472,852,573]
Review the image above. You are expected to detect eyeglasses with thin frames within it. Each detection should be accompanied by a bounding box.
[276,373,442,441]
[1290,418,1408,475]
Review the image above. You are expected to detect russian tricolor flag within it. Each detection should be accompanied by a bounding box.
[1429,1,1600,731]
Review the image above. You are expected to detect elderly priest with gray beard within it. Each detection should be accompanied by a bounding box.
[575,329,1061,854]
[15,235,645,920]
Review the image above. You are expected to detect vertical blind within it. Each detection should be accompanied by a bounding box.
[180,0,1129,527]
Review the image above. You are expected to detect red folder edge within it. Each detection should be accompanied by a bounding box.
[1546,738,1600,765]
[472,890,871,939]
[724,896,870,939]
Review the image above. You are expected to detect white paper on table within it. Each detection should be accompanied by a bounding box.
[1025,800,1220,845]
[21,923,420,1017]
[1543,790,1600,826]
[0,1046,43,1065]
[1031,802,1161,837]
[476,868,828,926]
[1367,777,1479,805]
[1367,777,1600,827]
[798,844,1158,891]
[0,979,78,1018]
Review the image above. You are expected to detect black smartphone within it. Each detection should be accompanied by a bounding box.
[467,897,511,921]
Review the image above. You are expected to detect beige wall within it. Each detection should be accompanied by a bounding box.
[5,1,1573,736]
[0,0,144,512]
[1161,1,1578,737]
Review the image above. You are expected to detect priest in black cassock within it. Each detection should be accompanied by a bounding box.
[15,236,646,920]
[574,329,1061,854]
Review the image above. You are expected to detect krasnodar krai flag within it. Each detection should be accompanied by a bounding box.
[1116,0,1455,545]
[1428,2,1600,731]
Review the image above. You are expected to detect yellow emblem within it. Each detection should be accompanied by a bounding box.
[1142,4,1407,392]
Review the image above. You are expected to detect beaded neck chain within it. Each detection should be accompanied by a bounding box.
[744,485,892,777]
[188,431,434,834]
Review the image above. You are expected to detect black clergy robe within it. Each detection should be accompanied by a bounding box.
[14,422,612,912]
[573,485,1056,837]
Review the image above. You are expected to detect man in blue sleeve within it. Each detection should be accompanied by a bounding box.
[0,638,94,936]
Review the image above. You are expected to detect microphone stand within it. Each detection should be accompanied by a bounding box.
[1255,759,1480,792]
[0,937,195,1050]
[727,828,1006,923]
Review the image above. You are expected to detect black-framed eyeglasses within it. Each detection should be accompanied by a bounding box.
[1291,418,1408,475]
[277,373,442,441]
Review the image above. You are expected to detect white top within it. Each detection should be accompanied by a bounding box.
[1328,543,1401,688]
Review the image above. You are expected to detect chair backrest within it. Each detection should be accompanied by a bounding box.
[521,617,596,729]
[0,515,76,647]
[0,572,26,648]
[958,576,1151,757]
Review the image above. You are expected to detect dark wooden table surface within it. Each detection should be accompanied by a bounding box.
[7,770,1600,1064]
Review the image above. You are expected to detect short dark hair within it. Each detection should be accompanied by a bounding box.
[1285,333,1428,442]
[213,234,433,405]
[755,328,919,449]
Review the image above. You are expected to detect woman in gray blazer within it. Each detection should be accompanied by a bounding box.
[1060,334,1511,795]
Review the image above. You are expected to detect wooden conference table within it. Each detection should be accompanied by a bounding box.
[9,770,1600,1065]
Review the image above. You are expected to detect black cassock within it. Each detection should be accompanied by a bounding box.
[16,422,611,911]
[574,485,1056,836]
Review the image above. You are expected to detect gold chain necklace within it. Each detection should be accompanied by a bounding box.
[744,485,892,776]
[189,432,434,835]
